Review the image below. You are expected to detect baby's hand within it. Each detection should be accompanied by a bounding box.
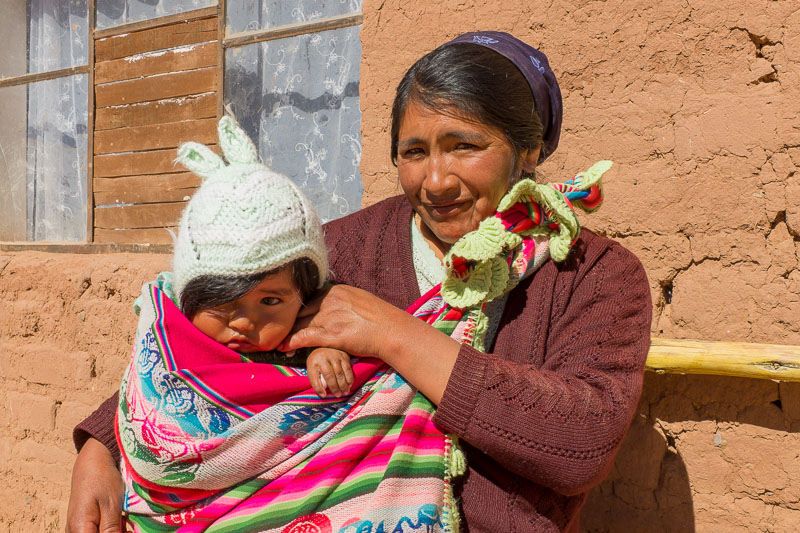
[306,348,354,398]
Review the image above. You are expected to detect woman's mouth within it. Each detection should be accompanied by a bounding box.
[424,201,467,218]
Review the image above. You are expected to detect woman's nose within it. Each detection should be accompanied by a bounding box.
[423,154,459,198]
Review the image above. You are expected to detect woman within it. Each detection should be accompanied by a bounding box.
[68,31,651,532]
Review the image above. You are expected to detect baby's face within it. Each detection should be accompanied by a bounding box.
[191,268,303,353]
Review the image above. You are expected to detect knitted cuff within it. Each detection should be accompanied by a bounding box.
[433,344,489,436]
[72,392,121,465]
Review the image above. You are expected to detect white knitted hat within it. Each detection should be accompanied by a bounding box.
[172,116,328,299]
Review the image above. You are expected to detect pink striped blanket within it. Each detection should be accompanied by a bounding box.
[118,284,459,532]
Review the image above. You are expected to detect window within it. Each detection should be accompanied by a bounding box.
[0,0,363,245]
[0,0,90,241]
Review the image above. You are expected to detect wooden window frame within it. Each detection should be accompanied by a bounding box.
[223,12,363,49]
[0,65,90,89]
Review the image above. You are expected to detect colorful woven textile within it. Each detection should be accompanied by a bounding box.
[118,286,459,532]
[116,162,611,533]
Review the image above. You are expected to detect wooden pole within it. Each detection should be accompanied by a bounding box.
[646,337,800,381]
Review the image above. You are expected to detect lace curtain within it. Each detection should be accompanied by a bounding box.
[24,0,89,241]
[225,0,364,222]
[96,0,217,30]
[226,0,363,33]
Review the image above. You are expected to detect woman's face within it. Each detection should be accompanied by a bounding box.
[396,101,537,257]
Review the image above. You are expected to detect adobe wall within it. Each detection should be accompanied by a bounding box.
[0,252,170,530]
[1,0,799,531]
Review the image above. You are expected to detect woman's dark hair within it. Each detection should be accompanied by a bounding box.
[391,44,543,167]
[180,257,320,319]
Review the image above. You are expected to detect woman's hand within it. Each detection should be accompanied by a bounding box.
[66,438,124,533]
[283,285,402,359]
[281,285,462,405]
[306,348,354,397]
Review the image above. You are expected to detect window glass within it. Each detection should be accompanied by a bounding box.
[0,0,89,78]
[227,0,362,34]
[0,75,89,241]
[0,85,28,241]
[224,25,362,222]
[96,0,217,30]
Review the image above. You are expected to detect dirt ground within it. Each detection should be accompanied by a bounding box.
[2,0,800,531]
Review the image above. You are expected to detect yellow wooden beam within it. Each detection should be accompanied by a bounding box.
[646,338,800,381]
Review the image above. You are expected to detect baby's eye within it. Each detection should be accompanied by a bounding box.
[260,296,281,306]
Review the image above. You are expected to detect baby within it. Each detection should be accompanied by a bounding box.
[117,116,459,530]
[167,115,352,397]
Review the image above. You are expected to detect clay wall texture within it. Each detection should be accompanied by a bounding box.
[1,0,799,531]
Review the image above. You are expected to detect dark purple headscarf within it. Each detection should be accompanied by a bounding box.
[442,31,563,163]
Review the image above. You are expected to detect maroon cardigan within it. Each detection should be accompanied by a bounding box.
[75,195,652,532]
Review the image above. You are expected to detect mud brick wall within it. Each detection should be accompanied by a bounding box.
[583,374,800,531]
[0,253,169,530]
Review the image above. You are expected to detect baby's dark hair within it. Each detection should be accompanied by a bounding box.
[180,257,320,319]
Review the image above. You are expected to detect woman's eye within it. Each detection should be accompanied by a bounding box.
[260,297,281,306]
[455,142,477,150]
[401,147,423,158]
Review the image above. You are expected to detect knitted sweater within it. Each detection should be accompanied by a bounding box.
[74,195,652,532]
